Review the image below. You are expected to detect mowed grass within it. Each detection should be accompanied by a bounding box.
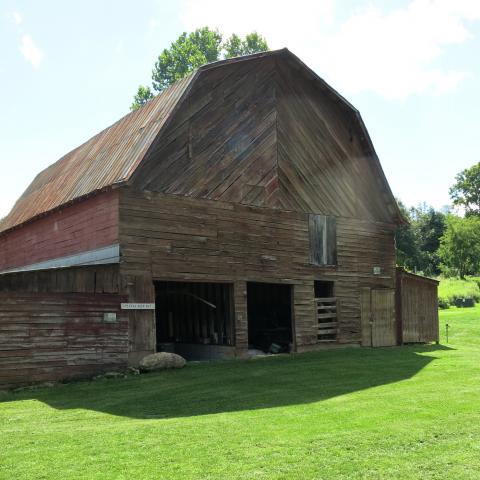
[1,308,480,479]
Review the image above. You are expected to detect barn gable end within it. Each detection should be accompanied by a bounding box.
[130,50,401,224]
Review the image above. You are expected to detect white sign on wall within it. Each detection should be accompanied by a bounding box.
[121,303,156,310]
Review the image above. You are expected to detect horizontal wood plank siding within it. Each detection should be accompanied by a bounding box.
[0,190,119,272]
[0,291,128,389]
[119,189,396,349]
[0,265,127,388]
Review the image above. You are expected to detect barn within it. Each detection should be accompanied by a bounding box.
[0,49,438,388]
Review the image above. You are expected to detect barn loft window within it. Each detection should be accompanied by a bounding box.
[309,214,337,266]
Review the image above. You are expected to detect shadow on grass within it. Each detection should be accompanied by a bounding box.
[3,344,452,419]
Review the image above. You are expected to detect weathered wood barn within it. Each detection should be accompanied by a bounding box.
[0,49,438,388]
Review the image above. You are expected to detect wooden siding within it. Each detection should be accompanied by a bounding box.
[396,269,439,343]
[132,57,281,209]
[360,288,397,347]
[0,190,119,272]
[0,265,121,294]
[0,265,128,389]
[131,54,398,225]
[119,188,396,350]
[276,58,397,222]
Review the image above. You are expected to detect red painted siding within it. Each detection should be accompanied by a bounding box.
[0,291,128,388]
[0,190,119,271]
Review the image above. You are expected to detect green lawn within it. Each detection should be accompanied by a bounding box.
[1,307,480,479]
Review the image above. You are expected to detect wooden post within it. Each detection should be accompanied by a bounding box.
[234,280,248,357]
[123,274,156,366]
[395,269,404,346]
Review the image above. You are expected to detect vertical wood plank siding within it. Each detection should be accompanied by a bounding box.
[0,190,119,272]
[119,189,396,351]
[0,266,128,389]
[396,269,439,343]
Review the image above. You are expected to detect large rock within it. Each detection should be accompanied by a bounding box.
[139,352,186,372]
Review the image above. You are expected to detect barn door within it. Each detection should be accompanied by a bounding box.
[361,288,396,347]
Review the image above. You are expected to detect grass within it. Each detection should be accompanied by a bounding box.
[1,307,480,479]
[438,277,480,308]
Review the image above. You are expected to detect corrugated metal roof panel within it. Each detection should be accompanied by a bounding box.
[0,73,194,233]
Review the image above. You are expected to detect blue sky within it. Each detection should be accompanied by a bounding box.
[1,0,479,218]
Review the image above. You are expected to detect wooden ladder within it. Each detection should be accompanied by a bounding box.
[315,297,337,342]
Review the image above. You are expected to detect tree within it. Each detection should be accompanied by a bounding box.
[224,32,269,58]
[130,27,269,110]
[130,85,154,111]
[395,200,421,271]
[395,201,446,276]
[449,162,480,216]
[410,204,446,276]
[438,215,480,278]
[151,27,223,93]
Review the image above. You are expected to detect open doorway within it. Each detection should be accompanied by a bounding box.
[247,282,293,354]
[154,281,234,360]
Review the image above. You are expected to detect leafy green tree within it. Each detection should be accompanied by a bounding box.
[449,162,480,216]
[151,27,222,93]
[130,85,154,111]
[130,27,269,110]
[395,200,421,271]
[224,32,269,58]
[395,201,446,275]
[438,215,480,278]
[411,204,446,276]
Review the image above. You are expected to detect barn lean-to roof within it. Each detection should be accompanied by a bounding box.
[1,49,404,234]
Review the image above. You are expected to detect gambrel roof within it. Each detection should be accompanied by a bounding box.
[1,49,403,233]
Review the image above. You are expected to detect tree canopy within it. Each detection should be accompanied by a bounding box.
[131,27,269,111]
[449,162,480,216]
[395,201,446,276]
[438,215,480,279]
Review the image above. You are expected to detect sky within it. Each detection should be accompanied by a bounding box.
[1,0,479,218]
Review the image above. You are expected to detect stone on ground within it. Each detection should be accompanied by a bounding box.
[139,352,186,372]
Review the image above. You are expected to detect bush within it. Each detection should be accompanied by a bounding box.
[438,277,480,309]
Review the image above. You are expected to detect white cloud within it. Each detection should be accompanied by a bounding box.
[180,0,480,99]
[12,11,22,25]
[19,35,44,69]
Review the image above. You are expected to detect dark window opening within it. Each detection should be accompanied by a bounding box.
[247,282,293,354]
[309,214,337,266]
[155,281,234,360]
[314,280,334,298]
[314,280,337,342]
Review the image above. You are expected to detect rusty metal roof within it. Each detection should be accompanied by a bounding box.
[0,73,194,233]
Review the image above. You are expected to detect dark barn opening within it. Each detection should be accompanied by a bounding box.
[155,281,234,360]
[314,280,334,298]
[247,282,293,354]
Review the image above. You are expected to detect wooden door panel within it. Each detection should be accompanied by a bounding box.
[372,289,396,347]
[360,288,372,346]
[360,288,396,347]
